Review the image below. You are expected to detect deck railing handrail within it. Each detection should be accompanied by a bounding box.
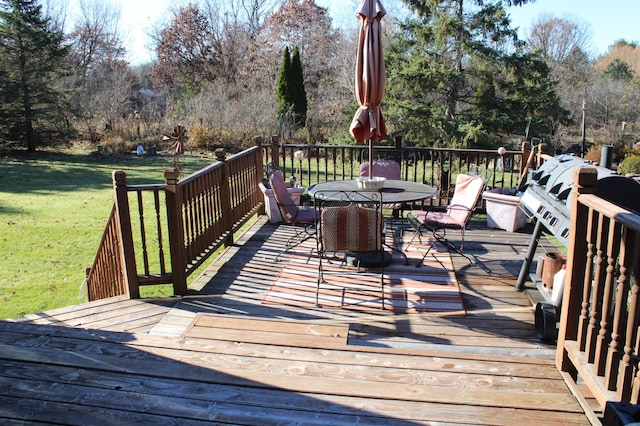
[85,146,264,300]
[557,167,640,411]
[86,138,540,301]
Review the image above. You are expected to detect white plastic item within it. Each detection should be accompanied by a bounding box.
[551,264,566,307]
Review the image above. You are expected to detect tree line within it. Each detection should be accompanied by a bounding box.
[0,0,639,163]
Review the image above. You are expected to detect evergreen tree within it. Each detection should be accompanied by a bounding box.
[276,45,307,132]
[603,59,634,81]
[290,46,307,128]
[386,0,568,147]
[0,0,70,151]
[276,46,293,128]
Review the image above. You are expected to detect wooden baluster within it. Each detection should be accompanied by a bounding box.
[579,208,598,352]
[604,224,633,390]
[136,190,150,275]
[586,214,609,361]
[612,228,639,398]
[153,190,166,275]
[597,220,622,377]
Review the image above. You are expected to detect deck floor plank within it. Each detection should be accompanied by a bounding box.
[0,217,592,425]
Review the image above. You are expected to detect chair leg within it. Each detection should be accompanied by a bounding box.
[405,213,427,252]
[274,225,315,262]
[415,228,472,265]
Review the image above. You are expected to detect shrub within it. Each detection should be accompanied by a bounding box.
[189,125,216,150]
[619,155,640,175]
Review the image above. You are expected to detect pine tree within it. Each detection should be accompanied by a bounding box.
[276,45,307,132]
[0,0,70,151]
[276,46,292,128]
[386,0,567,147]
[290,47,307,128]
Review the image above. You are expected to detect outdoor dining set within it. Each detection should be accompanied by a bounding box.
[266,159,487,308]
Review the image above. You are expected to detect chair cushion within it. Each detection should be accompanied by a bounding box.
[292,207,315,224]
[360,161,403,210]
[269,170,298,221]
[321,204,383,252]
[419,210,464,229]
[359,160,401,180]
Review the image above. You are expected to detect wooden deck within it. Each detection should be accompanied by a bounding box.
[0,216,596,425]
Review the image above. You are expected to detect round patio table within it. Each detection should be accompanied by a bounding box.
[307,179,436,267]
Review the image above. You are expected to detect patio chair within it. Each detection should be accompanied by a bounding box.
[268,169,316,261]
[359,159,409,264]
[315,191,387,309]
[359,160,402,217]
[406,173,486,265]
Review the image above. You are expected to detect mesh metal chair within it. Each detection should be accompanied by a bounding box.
[269,169,316,261]
[315,191,387,309]
[406,173,486,265]
[359,160,408,264]
[359,160,402,216]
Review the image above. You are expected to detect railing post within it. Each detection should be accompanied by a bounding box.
[256,147,266,217]
[271,135,280,167]
[112,170,140,299]
[216,148,234,248]
[556,167,598,370]
[254,136,264,163]
[164,168,187,296]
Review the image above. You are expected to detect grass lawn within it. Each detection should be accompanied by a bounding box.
[0,148,217,320]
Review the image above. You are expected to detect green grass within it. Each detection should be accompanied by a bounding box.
[0,149,216,320]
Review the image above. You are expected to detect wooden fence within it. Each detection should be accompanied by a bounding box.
[86,147,264,300]
[86,139,534,301]
[557,167,640,412]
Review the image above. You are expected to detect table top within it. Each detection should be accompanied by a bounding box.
[307,179,436,203]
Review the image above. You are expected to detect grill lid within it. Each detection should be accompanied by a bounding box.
[519,154,636,246]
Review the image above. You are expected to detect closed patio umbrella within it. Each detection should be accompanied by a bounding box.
[349,0,387,179]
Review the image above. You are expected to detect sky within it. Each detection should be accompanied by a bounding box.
[69,0,640,65]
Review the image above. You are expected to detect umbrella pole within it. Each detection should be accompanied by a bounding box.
[368,139,374,179]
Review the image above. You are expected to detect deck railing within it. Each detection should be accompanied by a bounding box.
[86,147,264,300]
[262,136,535,206]
[557,167,640,411]
[86,139,536,301]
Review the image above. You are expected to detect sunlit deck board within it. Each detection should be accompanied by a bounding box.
[0,317,587,425]
[0,216,592,424]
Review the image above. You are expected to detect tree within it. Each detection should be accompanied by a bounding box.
[524,14,594,136]
[0,0,70,151]
[276,46,307,132]
[261,0,341,139]
[385,0,567,147]
[602,58,634,81]
[290,46,307,128]
[527,14,592,65]
[65,0,134,141]
[276,46,293,123]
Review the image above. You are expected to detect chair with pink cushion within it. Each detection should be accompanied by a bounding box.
[406,173,486,265]
[359,160,403,217]
[269,169,316,261]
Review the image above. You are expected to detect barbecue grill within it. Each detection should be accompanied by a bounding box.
[519,154,621,247]
[515,154,640,341]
